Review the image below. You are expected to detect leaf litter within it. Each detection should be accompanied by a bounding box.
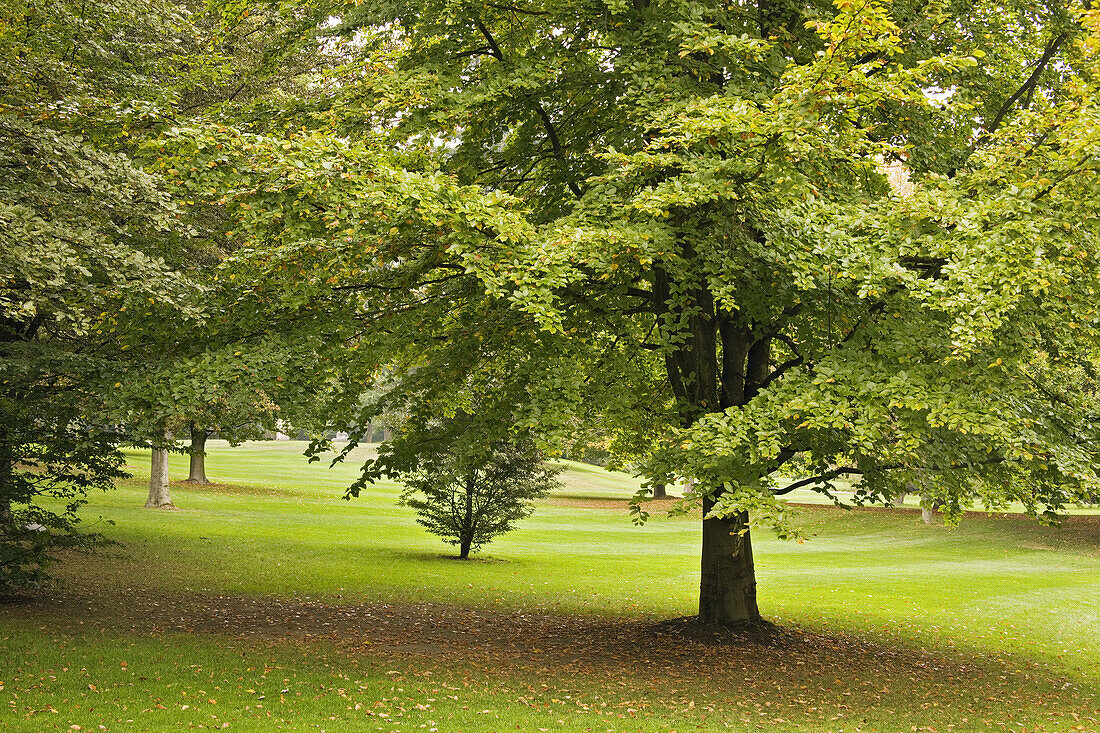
[8,585,1098,731]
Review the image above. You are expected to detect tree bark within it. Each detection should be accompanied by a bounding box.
[0,426,12,524]
[651,482,667,499]
[657,260,764,625]
[185,425,209,484]
[145,446,174,509]
[459,475,474,559]
[699,497,760,624]
[920,493,942,524]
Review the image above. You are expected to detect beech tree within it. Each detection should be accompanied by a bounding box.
[176,0,1100,625]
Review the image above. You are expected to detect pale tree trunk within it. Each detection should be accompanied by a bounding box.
[146,446,174,509]
[683,477,695,497]
[913,469,940,524]
[921,502,941,524]
[185,424,209,484]
[698,497,760,625]
[365,420,374,443]
[892,492,907,507]
[920,493,942,524]
[382,425,394,442]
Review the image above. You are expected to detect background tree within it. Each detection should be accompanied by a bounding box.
[110,0,355,502]
[0,0,204,587]
[0,0,342,580]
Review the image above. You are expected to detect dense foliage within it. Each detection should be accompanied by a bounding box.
[0,0,200,587]
[8,0,1100,623]
[174,0,1100,622]
[0,0,339,584]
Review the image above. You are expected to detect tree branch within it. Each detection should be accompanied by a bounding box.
[772,465,857,495]
[474,18,583,200]
[975,31,1067,147]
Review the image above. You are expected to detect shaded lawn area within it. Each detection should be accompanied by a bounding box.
[1,441,1097,732]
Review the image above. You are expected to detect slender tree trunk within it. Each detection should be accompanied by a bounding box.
[185,425,209,485]
[892,492,907,507]
[459,475,474,559]
[366,420,374,443]
[699,497,760,624]
[914,469,940,523]
[146,445,174,509]
[0,426,12,524]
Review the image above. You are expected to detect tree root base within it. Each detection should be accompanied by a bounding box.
[650,615,786,646]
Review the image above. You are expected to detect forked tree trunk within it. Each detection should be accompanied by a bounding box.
[655,264,764,626]
[892,492,907,507]
[146,446,174,509]
[186,425,209,484]
[699,497,760,625]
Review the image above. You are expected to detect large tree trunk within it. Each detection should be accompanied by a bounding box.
[145,446,174,509]
[651,482,667,499]
[699,497,760,624]
[185,424,209,485]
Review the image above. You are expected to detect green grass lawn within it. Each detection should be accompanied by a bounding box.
[2,440,1097,732]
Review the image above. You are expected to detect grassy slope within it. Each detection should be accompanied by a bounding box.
[1,441,1097,732]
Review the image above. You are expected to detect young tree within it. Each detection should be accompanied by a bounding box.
[398,438,562,559]
[176,0,1100,625]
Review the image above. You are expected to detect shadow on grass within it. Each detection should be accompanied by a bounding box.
[8,585,1097,731]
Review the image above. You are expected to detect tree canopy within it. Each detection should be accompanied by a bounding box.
[176,0,1100,624]
[9,0,1100,623]
[0,0,343,584]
